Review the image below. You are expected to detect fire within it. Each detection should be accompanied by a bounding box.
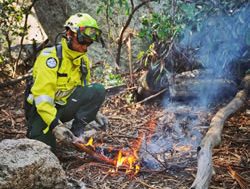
[75,116,158,175]
[114,149,140,175]
[79,137,141,175]
[85,137,94,147]
[110,116,158,175]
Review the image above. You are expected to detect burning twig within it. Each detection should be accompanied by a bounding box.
[72,139,141,175]
[72,141,115,166]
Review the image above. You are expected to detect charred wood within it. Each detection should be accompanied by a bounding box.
[137,68,237,103]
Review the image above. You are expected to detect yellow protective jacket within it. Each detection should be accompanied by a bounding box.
[27,38,91,134]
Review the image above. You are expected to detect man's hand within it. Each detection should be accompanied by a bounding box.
[95,111,109,131]
[52,122,76,143]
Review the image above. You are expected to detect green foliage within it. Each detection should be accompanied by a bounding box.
[138,0,250,43]
[0,0,30,66]
[93,63,124,87]
[138,1,201,42]
[96,0,249,74]
[97,0,131,17]
[139,13,180,42]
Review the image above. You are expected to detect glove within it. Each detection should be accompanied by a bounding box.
[52,122,76,143]
[95,111,109,131]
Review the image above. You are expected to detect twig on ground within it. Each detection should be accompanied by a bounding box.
[136,88,168,104]
[227,166,248,189]
[135,177,157,189]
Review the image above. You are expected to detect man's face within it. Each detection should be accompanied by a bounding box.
[71,34,91,53]
[66,30,93,53]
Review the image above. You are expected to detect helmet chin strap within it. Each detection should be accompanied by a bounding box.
[67,36,73,49]
[100,36,105,48]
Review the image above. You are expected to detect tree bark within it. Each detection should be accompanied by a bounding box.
[190,74,250,189]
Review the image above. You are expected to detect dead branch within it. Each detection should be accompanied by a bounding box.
[135,177,158,189]
[191,74,250,189]
[14,0,38,77]
[136,88,168,104]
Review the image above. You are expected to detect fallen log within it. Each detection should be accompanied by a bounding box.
[137,69,238,102]
[168,69,237,101]
[190,73,250,189]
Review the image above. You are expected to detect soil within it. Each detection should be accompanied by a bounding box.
[0,81,249,189]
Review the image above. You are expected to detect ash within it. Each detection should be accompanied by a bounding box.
[140,103,210,171]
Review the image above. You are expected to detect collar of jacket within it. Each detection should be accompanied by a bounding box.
[61,38,86,61]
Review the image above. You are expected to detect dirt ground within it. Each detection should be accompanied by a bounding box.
[0,82,249,189]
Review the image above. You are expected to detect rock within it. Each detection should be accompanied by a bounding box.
[0,138,67,189]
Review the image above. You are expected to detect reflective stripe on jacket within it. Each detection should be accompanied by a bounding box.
[29,38,91,133]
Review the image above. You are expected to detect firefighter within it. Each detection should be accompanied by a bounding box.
[25,13,108,149]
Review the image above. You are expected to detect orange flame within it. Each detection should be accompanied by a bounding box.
[81,116,158,175]
[114,149,140,175]
[110,116,158,175]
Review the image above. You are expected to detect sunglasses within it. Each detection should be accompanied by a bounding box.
[77,26,102,44]
[76,36,93,46]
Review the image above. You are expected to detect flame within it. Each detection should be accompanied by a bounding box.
[81,137,141,175]
[116,151,126,170]
[79,116,158,175]
[85,137,94,147]
[110,116,157,175]
[114,149,140,175]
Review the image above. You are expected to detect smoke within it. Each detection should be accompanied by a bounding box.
[140,3,250,170]
[140,103,208,170]
[176,4,250,107]
[179,3,250,76]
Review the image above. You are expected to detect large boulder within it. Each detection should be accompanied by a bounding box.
[0,138,67,189]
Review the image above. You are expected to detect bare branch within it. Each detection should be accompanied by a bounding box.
[115,0,157,67]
